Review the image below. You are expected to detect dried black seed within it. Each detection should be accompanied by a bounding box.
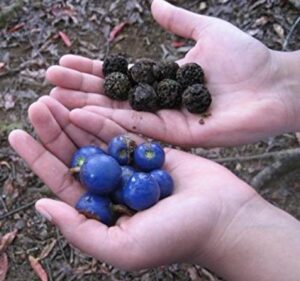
[182,84,212,114]
[153,60,179,81]
[156,79,182,109]
[129,59,157,84]
[104,72,131,100]
[177,63,204,88]
[103,54,128,77]
[129,83,158,112]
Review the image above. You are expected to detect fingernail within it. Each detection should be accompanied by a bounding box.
[36,206,52,222]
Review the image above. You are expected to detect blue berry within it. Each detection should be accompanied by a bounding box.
[80,154,121,194]
[76,192,114,226]
[111,166,135,205]
[108,135,137,165]
[123,172,160,211]
[134,142,165,172]
[150,170,174,199]
[70,145,105,168]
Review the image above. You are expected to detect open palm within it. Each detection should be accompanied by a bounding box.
[46,0,291,147]
[9,96,258,269]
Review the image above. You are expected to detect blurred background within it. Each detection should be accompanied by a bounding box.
[0,0,299,280]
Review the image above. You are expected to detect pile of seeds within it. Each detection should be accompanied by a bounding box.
[103,54,212,114]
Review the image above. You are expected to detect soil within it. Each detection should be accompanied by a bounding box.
[0,0,299,280]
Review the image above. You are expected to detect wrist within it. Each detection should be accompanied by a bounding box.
[271,50,300,132]
[197,194,300,281]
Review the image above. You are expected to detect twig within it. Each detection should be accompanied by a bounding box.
[251,150,300,190]
[214,148,300,163]
[45,259,54,281]
[56,229,67,262]
[283,16,300,50]
[0,200,36,220]
[0,197,8,212]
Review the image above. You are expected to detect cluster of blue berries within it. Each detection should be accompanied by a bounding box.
[70,135,174,226]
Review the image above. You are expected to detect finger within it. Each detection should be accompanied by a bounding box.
[9,130,84,205]
[59,54,104,77]
[49,87,130,110]
[69,108,144,144]
[73,106,199,146]
[151,0,212,40]
[28,101,77,165]
[35,199,140,269]
[39,96,106,148]
[46,65,104,93]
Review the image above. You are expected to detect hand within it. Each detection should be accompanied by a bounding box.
[46,0,296,147]
[9,97,300,280]
[9,96,259,270]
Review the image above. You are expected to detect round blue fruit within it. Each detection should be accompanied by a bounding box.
[80,154,122,194]
[134,142,165,172]
[76,192,114,226]
[111,165,135,205]
[70,145,105,168]
[150,169,174,199]
[123,172,160,211]
[108,135,137,165]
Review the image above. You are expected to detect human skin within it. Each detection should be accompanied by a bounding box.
[8,0,300,279]
[46,0,300,147]
[8,96,300,281]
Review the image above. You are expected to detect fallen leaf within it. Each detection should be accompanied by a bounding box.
[199,2,207,11]
[9,22,25,32]
[58,31,72,47]
[29,256,48,281]
[2,178,19,208]
[0,254,8,281]
[0,230,18,255]
[0,63,5,70]
[296,132,300,144]
[109,22,127,42]
[38,239,57,261]
[51,5,76,17]
[171,41,186,48]
[3,94,15,110]
[187,266,201,281]
[273,23,284,39]
[254,16,269,27]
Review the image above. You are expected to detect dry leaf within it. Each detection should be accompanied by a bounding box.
[2,179,19,208]
[273,23,284,39]
[3,94,15,110]
[0,254,8,281]
[9,23,25,33]
[199,2,207,11]
[29,256,48,281]
[0,230,18,255]
[254,16,269,27]
[171,41,186,48]
[109,22,127,42]
[296,132,300,144]
[58,31,72,47]
[38,239,57,261]
[187,266,201,281]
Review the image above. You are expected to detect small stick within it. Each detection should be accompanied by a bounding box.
[112,204,135,216]
[0,200,35,220]
[69,167,80,174]
[283,16,300,50]
[214,148,300,163]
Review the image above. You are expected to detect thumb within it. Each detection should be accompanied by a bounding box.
[151,0,211,40]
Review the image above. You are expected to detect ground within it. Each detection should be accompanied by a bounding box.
[0,0,300,280]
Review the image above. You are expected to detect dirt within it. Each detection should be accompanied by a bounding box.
[0,0,299,280]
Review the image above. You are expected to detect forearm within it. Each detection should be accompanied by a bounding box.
[272,50,300,132]
[200,195,300,281]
